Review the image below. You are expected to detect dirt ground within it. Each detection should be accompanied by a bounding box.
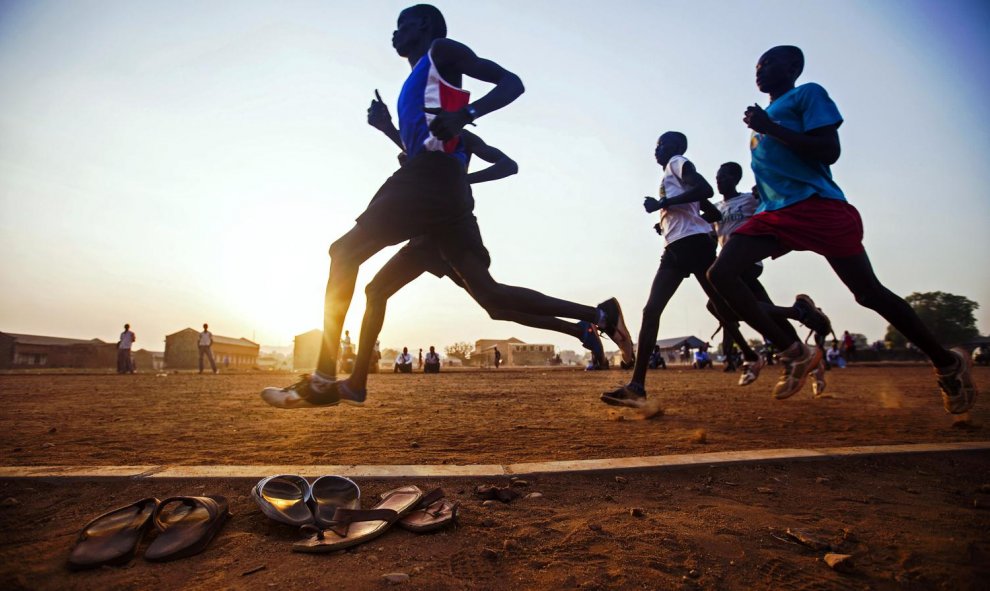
[0,365,988,589]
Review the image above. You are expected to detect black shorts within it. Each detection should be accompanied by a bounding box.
[659,233,717,278]
[393,227,491,286]
[356,152,489,276]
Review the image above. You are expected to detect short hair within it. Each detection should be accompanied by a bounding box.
[720,162,743,181]
[660,131,688,152]
[124,323,130,329]
[768,45,804,78]
[203,323,209,329]
[405,4,446,39]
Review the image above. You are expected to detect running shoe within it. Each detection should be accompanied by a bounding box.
[261,374,340,409]
[811,359,827,398]
[793,294,832,347]
[936,347,978,414]
[596,298,634,365]
[334,379,367,406]
[772,343,823,400]
[600,383,646,408]
[738,356,766,386]
[578,321,608,370]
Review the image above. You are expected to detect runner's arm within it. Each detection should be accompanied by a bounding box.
[744,104,841,164]
[461,130,518,184]
[699,198,722,223]
[426,39,524,140]
[367,90,405,151]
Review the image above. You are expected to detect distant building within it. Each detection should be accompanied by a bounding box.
[0,332,116,369]
[164,328,259,370]
[132,349,164,371]
[656,335,706,364]
[293,329,322,370]
[472,337,555,366]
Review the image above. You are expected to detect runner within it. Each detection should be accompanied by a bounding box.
[601,132,730,409]
[707,45,977,411]
[262,4,631,409]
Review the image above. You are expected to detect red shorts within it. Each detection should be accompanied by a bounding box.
[733,196,865,259]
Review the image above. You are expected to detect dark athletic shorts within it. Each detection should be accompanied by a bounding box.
[733,196,865,259]
[356,152,489,271]
[392,224,492,287]
[659,232,717,278]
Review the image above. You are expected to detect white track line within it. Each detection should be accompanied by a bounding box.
[1,442,987,479]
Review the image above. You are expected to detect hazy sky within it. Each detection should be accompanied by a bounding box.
[1,0,988,354]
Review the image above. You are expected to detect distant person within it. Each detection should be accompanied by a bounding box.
[648,345,666,369]
[340,330,356,373]
[826,341,844,368]
[842,330,856,363]
[424,346,441,373]
[494,346,501,369]
[198,323,218,374]
[418,348,423,370]
[973,345,989,367]
[117,323,135,374]
[394,347,413,373]
[693,343,713,369]
[706,45,976,413]
[369,340,382,374]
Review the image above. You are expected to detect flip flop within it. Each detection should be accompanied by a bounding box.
[294,485,423,553]
[67,497,159,570]
[397,488,459,533]
[144,496,230,562]
[310,475,361,528]
[251,474,315,527]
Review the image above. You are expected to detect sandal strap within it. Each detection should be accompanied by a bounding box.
[324,507,399,537]
[153,496,218,532]
[415,488,445,509]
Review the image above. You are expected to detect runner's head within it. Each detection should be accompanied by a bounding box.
[756,46,803,95]
[124,323,130,330]
[654,132,687,167]
[203,323,208,330]
[393,5,446,57]
[716,162,743,197]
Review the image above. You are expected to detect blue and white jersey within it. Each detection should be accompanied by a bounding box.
[397,48,471,166]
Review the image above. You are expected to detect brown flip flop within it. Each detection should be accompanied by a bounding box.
[144,496,230,562]
[67,497,159,570]
[294,485,422,553]
[398,488,459,533]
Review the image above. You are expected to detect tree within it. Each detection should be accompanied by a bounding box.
[445,342,473,361]
[885,291,979,348]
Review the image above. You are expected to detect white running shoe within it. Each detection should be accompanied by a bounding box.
[738,356,767,386]
[772,343,823,400]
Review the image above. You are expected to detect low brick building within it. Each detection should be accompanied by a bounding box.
[0,332,117,369]
[472,337,555,366]
[293,329,322,370]
[164,328,259,370]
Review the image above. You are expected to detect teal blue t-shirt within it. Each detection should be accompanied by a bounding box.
[750,83,845,213]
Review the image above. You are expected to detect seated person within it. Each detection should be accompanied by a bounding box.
[394,347,413,373]
[424,346,441,373]
[693,344,713,369]
[648,345,666,369]
[825,341,844,368]
[974,344,989,366]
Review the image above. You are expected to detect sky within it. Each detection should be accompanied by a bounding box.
[1,0,989,355]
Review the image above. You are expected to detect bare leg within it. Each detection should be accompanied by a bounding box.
[316,225,392,376]
[449,254,598,324]
[629,265,686,387]
[348,254,428,390]
[827,252,953,367]
[708,235,798,349]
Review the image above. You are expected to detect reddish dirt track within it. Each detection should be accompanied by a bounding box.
[0,366,987,589]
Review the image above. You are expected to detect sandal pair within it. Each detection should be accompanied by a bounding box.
[294,485,459,554]
[251,474,361,527]
[68,496,230,570]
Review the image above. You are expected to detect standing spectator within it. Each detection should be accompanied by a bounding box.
[842,330,856,362]
[494,346,502,369]
[117,324,135,374]
[369,340,382,374]
[394,347,413,373]
[424,346,441,373]
[418,348,423,370]
[198,323,218,374]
